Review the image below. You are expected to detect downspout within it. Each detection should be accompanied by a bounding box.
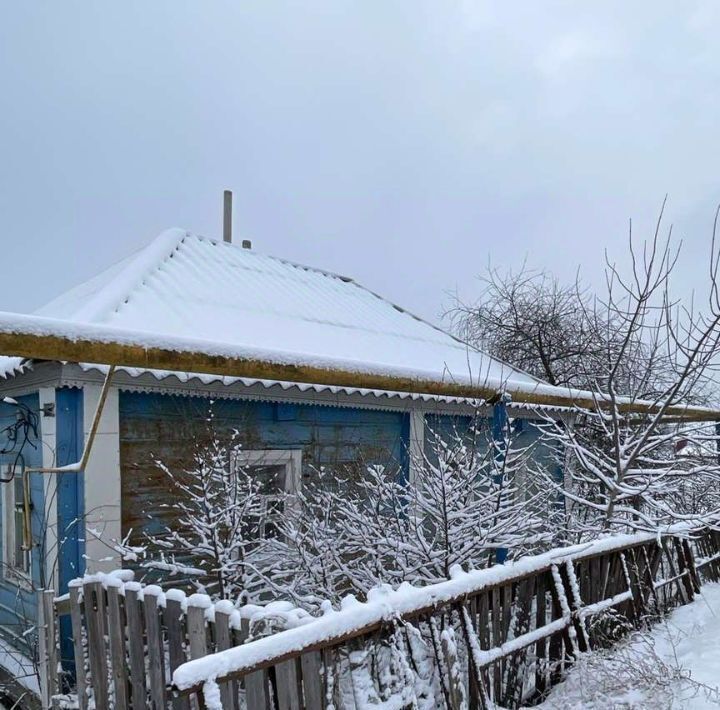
[22,366,116,552]
[492,395,509,564]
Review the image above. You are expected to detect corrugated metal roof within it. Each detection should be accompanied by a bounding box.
[1,228,543,396]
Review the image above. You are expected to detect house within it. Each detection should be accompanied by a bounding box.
[0,227,572,678]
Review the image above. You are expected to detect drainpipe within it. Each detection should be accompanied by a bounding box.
[492,394,509,564]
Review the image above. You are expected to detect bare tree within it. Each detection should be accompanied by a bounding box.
[538,207,720,537]
[447,264,610,388]
[447,262,674,399]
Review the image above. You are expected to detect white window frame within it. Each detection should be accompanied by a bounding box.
[2,465,32,588]
[231,449,302,538]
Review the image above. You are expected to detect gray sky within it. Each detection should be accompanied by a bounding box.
[2,1,719,325]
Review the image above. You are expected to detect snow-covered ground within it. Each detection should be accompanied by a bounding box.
[538,582,720,709]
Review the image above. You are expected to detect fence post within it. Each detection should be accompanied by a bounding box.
[125,585,147,708]
[83,581,109,709]
[144,587,166,709]
[68,584,88,710]
[106,584,128,708]
[214,605,238,710]
[165,593,191,710]
[37,589,58,708]
[187,594,210,707]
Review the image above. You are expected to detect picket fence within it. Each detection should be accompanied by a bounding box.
[38,527,720,709]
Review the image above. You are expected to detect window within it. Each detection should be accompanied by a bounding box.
[2,466,31,581]
[231,450,302,538]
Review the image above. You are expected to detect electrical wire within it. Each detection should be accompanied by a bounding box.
[0,399,38,482]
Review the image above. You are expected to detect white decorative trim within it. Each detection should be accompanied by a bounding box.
[39,387,58,589]
[82,385,121,574]
[58,363,502,418]
[232,449,303,493]
[1,465,32,590]
[408,411,425,483]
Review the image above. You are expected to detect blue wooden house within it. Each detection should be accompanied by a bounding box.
[0,228,570,680]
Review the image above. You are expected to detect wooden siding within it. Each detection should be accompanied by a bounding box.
[119,392,407,546]
[0,393,42,649]
[56,388,85,589]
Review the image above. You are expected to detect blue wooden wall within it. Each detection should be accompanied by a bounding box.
[0,393,43,650]
[55,388,85,591]
[119,392,408,543]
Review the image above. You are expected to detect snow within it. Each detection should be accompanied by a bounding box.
[538,582,720,709]
[0,634,40,695]
[171,528,687,691]
[0,228,553,396]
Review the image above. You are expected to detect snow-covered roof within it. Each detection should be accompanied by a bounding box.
[0,228,546,399]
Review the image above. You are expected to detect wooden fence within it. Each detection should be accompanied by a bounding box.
[39,527,720,709]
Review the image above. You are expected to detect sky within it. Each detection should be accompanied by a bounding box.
[2,1,720,326]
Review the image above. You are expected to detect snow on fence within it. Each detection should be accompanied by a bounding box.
[42,572,312,709]
[37,527,720,709]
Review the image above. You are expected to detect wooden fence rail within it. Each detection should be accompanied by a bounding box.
[38,527,720,709]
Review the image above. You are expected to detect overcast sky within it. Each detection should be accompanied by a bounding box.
[2,1,720,325]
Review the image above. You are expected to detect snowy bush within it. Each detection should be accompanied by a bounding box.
[129,410,554,608]
[129,431,277,603]
[262,419,553,606]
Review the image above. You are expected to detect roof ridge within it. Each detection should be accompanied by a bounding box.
[337,277,546,386]
[70,228,188,323]
[205,235,356,283]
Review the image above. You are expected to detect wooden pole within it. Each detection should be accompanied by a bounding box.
[1,313,719,419]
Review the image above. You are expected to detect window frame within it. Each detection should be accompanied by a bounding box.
[2,465,32,588]
[230,449,302,538]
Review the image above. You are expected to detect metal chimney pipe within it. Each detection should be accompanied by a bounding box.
[223,190,232,243]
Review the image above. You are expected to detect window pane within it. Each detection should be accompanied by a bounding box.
[248,464,286,494]
[13,476,24,506]
[14,510,25,570]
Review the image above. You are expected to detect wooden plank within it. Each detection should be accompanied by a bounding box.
[166,597,191,710]
[466,596,480,710]
[4,313,717,417]
[106,586,129,709]
[681,539,701,595]
[535,573,548,696]
[83,581,109,709]
[589,556,601,605]
[275,659,302,710]
[125,587,147,708]
[240,618,268,710]
[300,651,324,710]
[68,585,88,710]
[562,561,589,652]
[441,626,464,710]
[547,569,569,684]
[144,592,166,710]
[187,601,208,660]
[214,609,238,710]
[37,590,50,708]
[502,578,533,708]
[187,599,209,709]
[662,540,689,605]
[428,615,452,709]
[500,583,513,700]
[43,591,59,700]
[491,586,502,701]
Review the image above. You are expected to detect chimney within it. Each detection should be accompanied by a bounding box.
[223,190,232,243]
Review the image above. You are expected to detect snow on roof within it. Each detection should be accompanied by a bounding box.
[0,228,545,396]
